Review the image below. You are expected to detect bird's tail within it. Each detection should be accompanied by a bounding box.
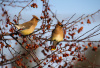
[51,41,59,50]
[10,22,19,29]
[14,24,20,30]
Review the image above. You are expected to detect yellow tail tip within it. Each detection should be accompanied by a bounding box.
[51,48,56,50]
[49,46,56,50]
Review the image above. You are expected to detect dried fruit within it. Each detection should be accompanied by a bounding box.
[92,46,97,51]
[78,26,83,33]
[87,19,91,24]
[81,22,84,24]
[88,43,92,47]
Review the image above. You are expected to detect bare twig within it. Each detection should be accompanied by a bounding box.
[17,0,34,23]
[76,24,100,40]
[66,9,100,29]
[10,33,41,65]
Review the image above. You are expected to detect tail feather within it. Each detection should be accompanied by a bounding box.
[48,37,52,44]
[52,41,59,50]
[14,25,20,29]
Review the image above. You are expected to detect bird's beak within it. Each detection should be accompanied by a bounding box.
[60,25,63,27]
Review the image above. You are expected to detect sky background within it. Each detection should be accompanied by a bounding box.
[35,0,100,17]
[2,0,100,23]
[49,0,100,14]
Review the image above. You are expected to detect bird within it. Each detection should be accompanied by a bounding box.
[14,15,40,35]
[50,22,64,50]
[12,15,41,64]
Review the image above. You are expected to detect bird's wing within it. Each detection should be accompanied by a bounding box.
[20,21,33,29]
[15,21,34,30]
[50,29,55,44]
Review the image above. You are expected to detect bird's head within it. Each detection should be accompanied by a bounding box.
[31,15,40,22]
[58,22,63,27]
[56,22,63,29]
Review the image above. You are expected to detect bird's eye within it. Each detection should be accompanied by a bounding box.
[37,19,40,21]
[61,25,63,27]
[59,25,63,27]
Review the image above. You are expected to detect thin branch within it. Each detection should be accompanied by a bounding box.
[66,9,100,29]
[66,13,76,24]
[49,9,60,22]
[9,33,41,65]
[76,24,100,40]
[17,0,34,23]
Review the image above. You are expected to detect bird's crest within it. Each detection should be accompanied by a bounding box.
[32,15,39,20]
[57,21,63,27]
[58,22,62,26]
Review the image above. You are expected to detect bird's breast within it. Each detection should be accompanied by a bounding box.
[20,25,35,35]
[52,34,63,42]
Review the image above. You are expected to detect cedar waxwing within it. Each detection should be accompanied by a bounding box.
[50,22,64,50]
[14,15,40,35]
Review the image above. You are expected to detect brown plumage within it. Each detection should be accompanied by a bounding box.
[14,15,39,35]
[50,22,64,50]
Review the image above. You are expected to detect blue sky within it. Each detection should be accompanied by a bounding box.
[48,0,100,14]
[3,0,100,23]
[30,0,100,22]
